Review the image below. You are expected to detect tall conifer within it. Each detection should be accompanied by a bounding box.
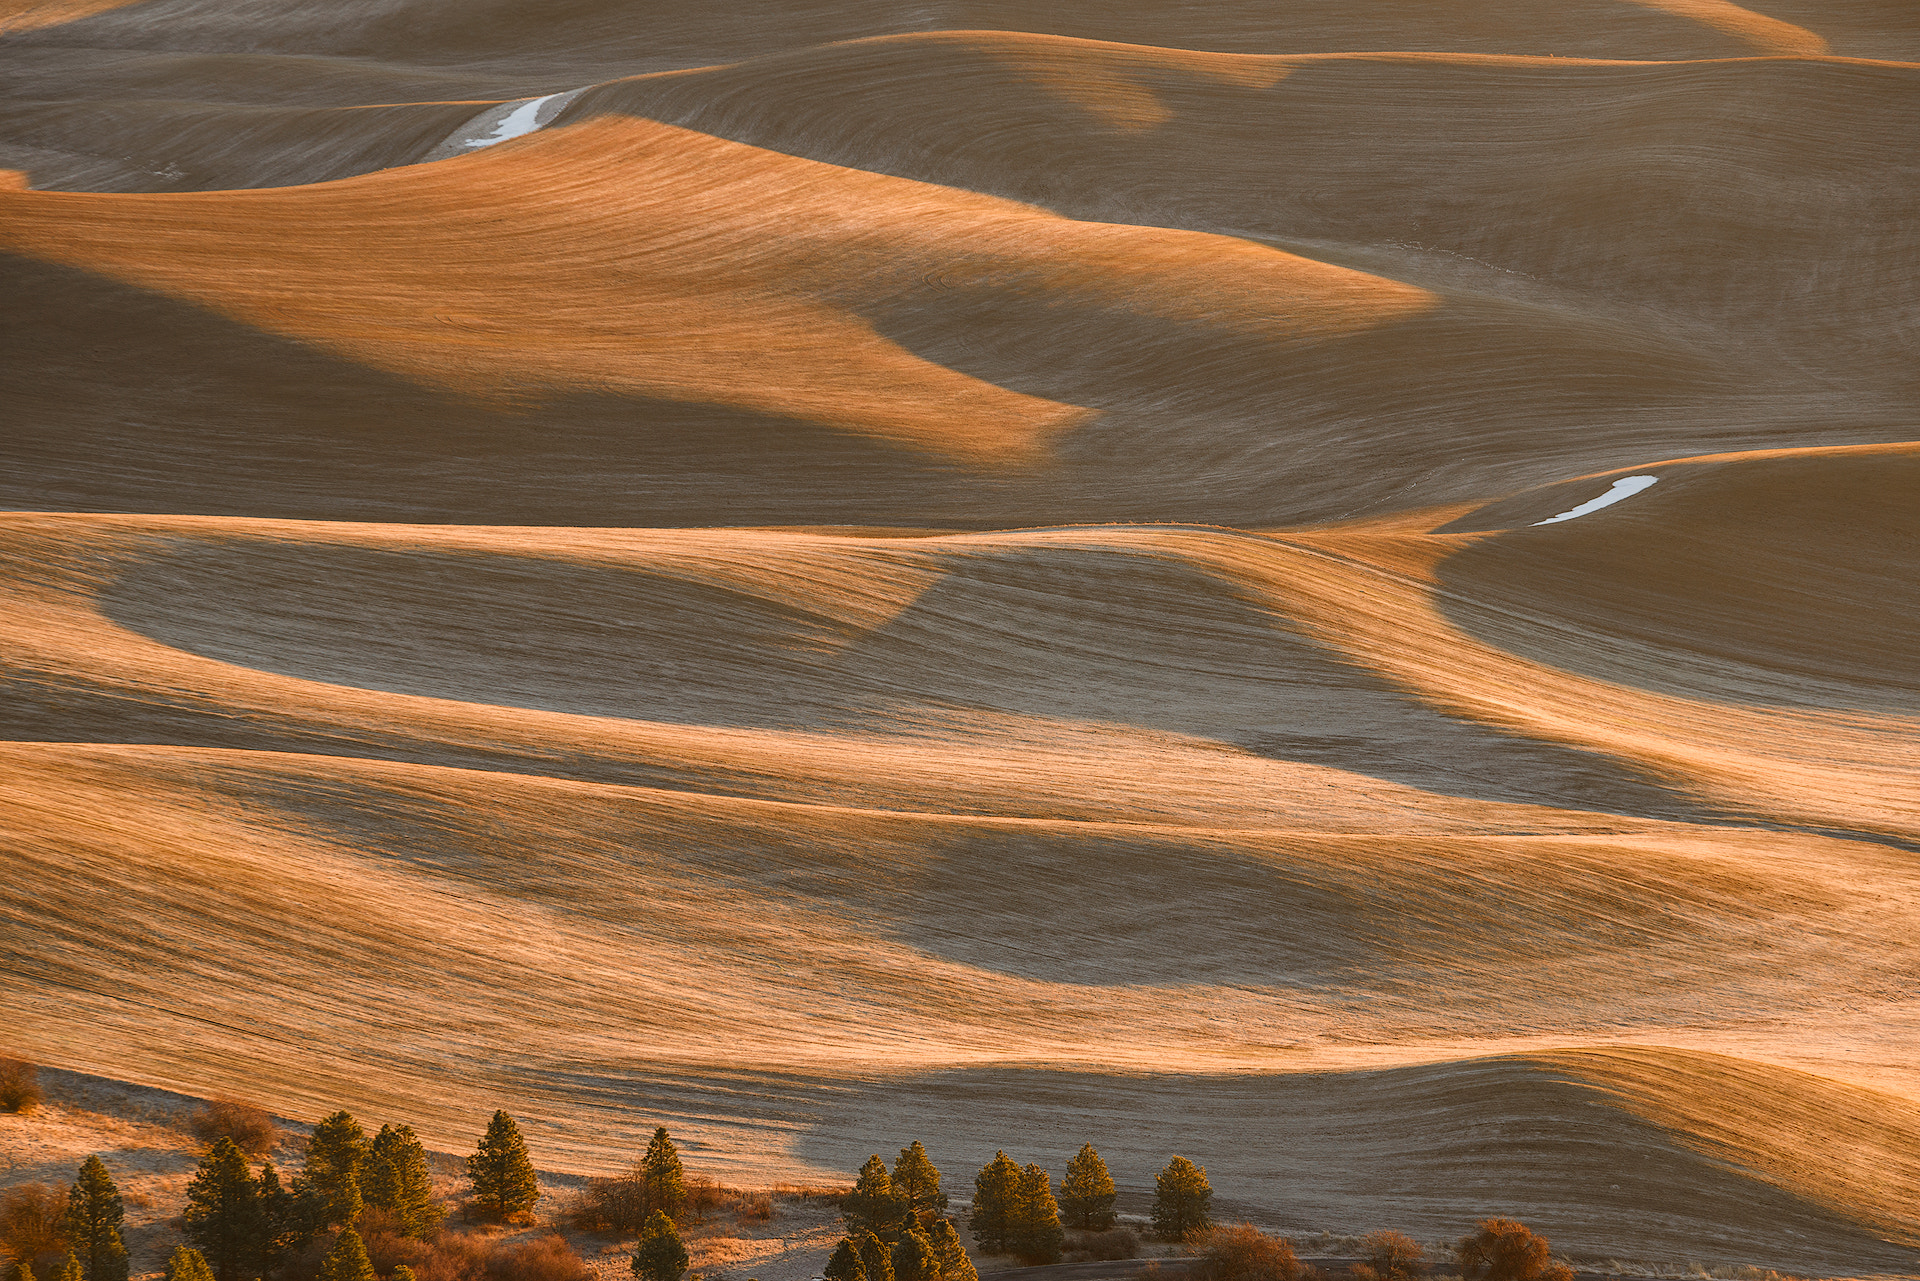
[161,1248,214,1281]
[843,1156,904,1240]
[256,1160,312,1277]
[65,1156,129,1281]
[1149,1156,1211,1243]
[892,1226,942,1281]
[52,1251,83,1281]
[968,1153,1021,1255]
[891,1143,946,1225]
[823,1239,867,1281]
[631,1211,689,1281]
[1008,1165,1063,1265]
[183,1138,262,1281]
[364,1125,441,1239]
[466,1111,539,1220]
[927,1220,977,1281]
[1059,1144,1117,1231]
[853,1230,893,1281]
[300,1112,368,1229]
[317,1227,377,1281]
[639,1127,686,1222]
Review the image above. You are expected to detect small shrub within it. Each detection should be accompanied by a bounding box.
[485,1235,591,1281]
[189,1099,279,1156]
[357,1208,434,1277]
[1073,1228,1139,1261]
[685,1177,729,1224]
[0,1059,41,1114]
[1195,1224,1302,1281]
[734,1191,773,1224]
[1352,1231,1424,1281]
[1455,1220,1572,1281]
[0,1183,67,1277]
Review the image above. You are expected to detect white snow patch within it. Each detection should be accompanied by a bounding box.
[1532,474,1659,525]
[464,92,562,149]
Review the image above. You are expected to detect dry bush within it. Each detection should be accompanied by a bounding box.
[686,1176,729,1223]
[359,1207,435,1276]
[485,1235,592,1281]
[0,1059,41,1114]
[0,1184,67,1277]
[1195,1224,1303,1281]
[1456,1220,1571,1281]
[189,1098,279,1156]
[734,1191,774,1224]
[570,1174,647,1233]
[1353,1231,1425,1281]
[1071,1228,1140,1261]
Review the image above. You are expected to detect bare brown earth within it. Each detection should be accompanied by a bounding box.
[1,2,1916,1278]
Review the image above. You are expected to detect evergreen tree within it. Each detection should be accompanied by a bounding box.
[822,1238,866,1281]
[852,1231,893,1281]
[52,1251,83,1281]
[892,1226,942,1281]
[1149,1156,1211,1243]
[256,1160,313,1278]
[183,1137,263,1281]
[843,1156,905,1240]
[161,1247,215,1281]
[968,1153,1021,1255]
[891,1143,946,1226]
[638,1127,686,1223]
[466,1111,539,1221]
[65,1155,130,1281]
[317,1227,377,1281]
[927,1220,976,1281]
[364,1125,442,1239]
[1059,1144,1116,1232]
[391,1269,418,1281]
[299,1112,368,1229]
[631,1211,689,1281]
[1007,1165,1063,1265]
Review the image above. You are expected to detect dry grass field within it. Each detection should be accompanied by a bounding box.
[1,1,1916,1278]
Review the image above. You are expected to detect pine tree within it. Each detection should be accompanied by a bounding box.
[823,1238,867,1281]
[843,1156,905,1240]
[317,1227,377,1281]
[391,1269,418,1281]
[65,1155,130,1281]
[1007,1165,1063,1265]
[52,1251,83,1281]
[1149,1156,1211,1243]
[364,1125,442,1239]
[161,1247,215,1281]
[256,1160,313,1277]
[1059,1144,1117,1232]
[892,1226,942,1281]
[466,1111,539,1221]
[927,1220,976,1281]
[639,1127,686,1223]
[891,1143,946,1226]
[300,1112,368,1229]
[183,1137,263,1281]
[631,1211,689,1281]
[852,1231,893,1281]
[968,1153,1021,1255]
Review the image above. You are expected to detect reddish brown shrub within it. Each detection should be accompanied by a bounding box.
[0,1059,40,1114]
[1352,1231,1423,1281]
[359,1207,435,1276]
[189,1098,279,1156]
[1456,1220,1572,1281]
[0,1183,66,1278]
[1195,1224,1302,1281]
[484,1235,591,1281]
[685,1176,728,1223]
[734,1191,773,1224]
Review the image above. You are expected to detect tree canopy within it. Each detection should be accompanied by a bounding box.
[640,1127,687,1223]
[927,1219,977,1281]
[365,1124,442,1239]
[317,1227,378,1281]
[466,1111,539,1221]
[161,1247,214,1281]
[1150,1156,1212,1243]
[844,1156,906,1240]
[65,1155,129,1281]
[300,1111,368,1230]
[823,1237,867,1281]
[183,1137,262,1281]
[1059,1144,1117,1232]
[891,1226,942,1281]
[891,1143,946,1225]
[968,1152,1021,1255]
[1008,1164,1063,1265]
[632,1210,690,1281]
